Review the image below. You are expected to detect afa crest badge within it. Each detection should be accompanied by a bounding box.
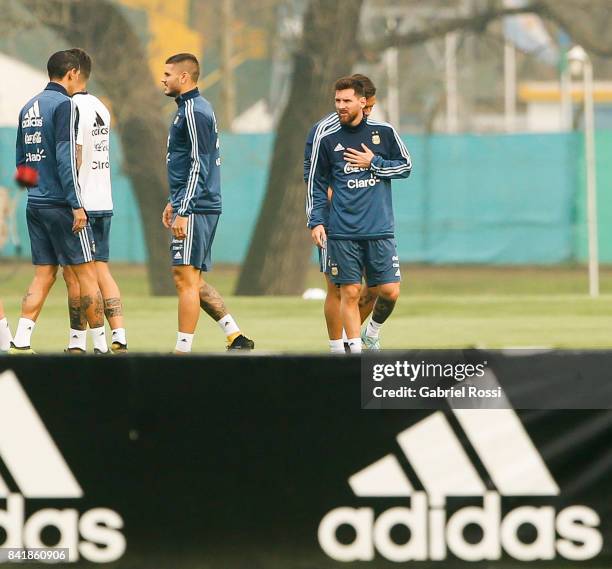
[371,131,381,145]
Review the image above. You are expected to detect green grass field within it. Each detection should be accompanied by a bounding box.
[1,261,612,353]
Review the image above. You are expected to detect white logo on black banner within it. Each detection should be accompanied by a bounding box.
[318,409,602,562]
[0,371,126,563]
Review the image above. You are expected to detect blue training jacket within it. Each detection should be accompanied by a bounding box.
[306,116,412,240]
[15,82,83,210]
[167,88,221,216]
[304,112,339,183]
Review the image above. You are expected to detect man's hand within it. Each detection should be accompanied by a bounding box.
[72,208,87,234]
[311,224,327,248]
[344,144,375,169]
[162,203,173,228]
[172,215,189,240]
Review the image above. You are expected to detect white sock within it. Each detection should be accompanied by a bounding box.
[329,339,345,354]
[0,318,12,351]
[347,338,362,353]
[217,314,240,337]
[366,318,383,338]
[13,318,35,348]
[89,326,108,353]
[68,329,87,350]
[341,329,348,342]
[111,328,127,345]
[175,332,194,353]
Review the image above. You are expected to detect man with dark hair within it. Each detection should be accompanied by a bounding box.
[307,76,412,353]
[161,53,253,353]
[304,73,380,353]
[61,48,128,353]
[11,50,108,353]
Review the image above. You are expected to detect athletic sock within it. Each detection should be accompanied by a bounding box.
[13,318,35,348]
[175,332,194,353]
[217,314,240,340]
[111,328,127,345]
[329,339,345,354]
[347,338,362,353]
[89,326,108,353]
[366,318,383,338]
[68,329,87,351]
[341,329,348,342]
[0,318,12,351]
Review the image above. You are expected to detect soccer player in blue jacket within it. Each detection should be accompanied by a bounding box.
[307,76,411,353]
[161,53,253,353]
[11,50,108,354]
[304,74,379,353]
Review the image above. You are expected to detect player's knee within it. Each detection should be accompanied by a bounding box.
[37,266,58,288]
[341,284,362,303]
[359,287,377,307]
[62,268,78,288]
[172,267,194,291]
[379,283,400,302]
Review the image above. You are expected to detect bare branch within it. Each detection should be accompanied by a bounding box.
[363,3,545,53]
[538,0,612,57]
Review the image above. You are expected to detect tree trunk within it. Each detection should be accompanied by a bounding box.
[235,0,364,295]
[26,0,175,295]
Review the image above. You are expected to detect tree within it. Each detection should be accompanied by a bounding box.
[236,0,612,296]
[19,0,175,295]
[235,0,364,295]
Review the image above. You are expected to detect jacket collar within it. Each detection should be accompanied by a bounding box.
[341,115,368,133]
[45,82,69,96]
[175,87,200,106]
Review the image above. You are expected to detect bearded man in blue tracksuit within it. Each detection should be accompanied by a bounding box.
[307,76,412,353]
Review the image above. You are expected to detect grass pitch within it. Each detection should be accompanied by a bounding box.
[1,261,612,353]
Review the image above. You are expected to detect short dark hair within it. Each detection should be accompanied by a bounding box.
[351,74,376,99]
[47,50,81,80]
[334,76,365,98]
[67,48,92,79]
[165,53,200,82]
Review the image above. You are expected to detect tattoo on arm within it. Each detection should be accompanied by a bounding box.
[68,299,86,330]
[372,297,396,325]
[104,297,123,319]
[199,282,228,322]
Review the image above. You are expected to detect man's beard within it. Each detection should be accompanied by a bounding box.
[164,86,179,97]
[338,109,359,124]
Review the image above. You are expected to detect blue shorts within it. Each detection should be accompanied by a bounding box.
[327,238,401,286]
[318,241,328,273]
[171,213,219,271]
[27,206,95,266]
[89,216,112,262]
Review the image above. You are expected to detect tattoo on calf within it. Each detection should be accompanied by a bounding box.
[68,299,86,330]
[372,297,396,324]
[81,292,105,328]
[199,282,228,321]
[104,297,123,319]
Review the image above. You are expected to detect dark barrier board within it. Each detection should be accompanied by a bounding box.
[0,353,610,568]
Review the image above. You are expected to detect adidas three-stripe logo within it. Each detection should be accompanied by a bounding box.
[21,101,42,128]
[318,409,603,563]
[0,371,126,563]
[0,371,81,498]
[349,410,558,503]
